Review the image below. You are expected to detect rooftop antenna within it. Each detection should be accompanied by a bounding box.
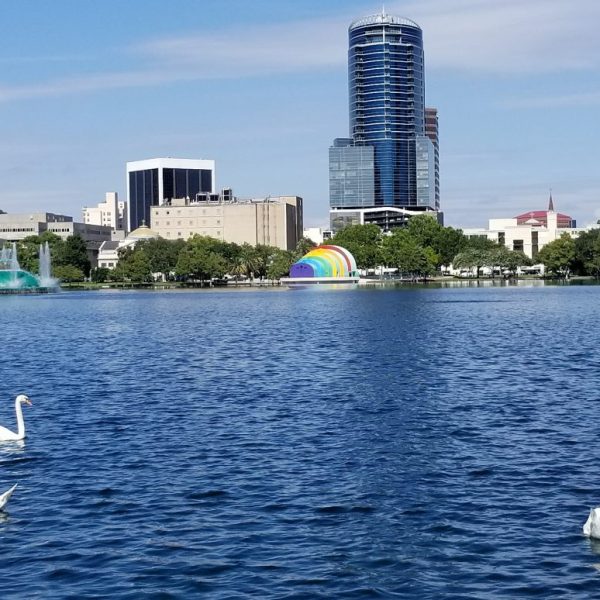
[382,4,386,16]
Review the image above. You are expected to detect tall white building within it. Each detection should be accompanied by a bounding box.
[127,158,215,231]
[82,192,127,231]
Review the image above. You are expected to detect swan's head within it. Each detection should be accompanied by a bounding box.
[16,395,31,406]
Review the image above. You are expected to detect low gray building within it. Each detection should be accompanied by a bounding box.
[0,212,112,266]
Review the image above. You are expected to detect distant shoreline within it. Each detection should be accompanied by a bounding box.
[57,276,599,292]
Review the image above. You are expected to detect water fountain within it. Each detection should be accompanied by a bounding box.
[0,241,59,293]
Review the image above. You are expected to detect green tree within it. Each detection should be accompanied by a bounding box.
[406,214,468,268]
[175,235,229,281]
[295,237,317,258]
[537,234,576,277]
[329,224,383,270]
[90,267,110,283]
[573,228,600,276]
[382,229,430,276]
[267,249,295,280]
[136,238,185,279]
[465,235,500,251]
[490,247,530,276]
[113,245,152,282]
[585,244,600,278]
[53,264,85,282]
[55,234,91,276]
[16,232,64,274]
[434,226,469,267]
[452,248,490,278]
[252,245,277,279]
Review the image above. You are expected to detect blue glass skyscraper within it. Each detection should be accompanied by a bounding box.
[329,11,440,231]
[349,13,425,207]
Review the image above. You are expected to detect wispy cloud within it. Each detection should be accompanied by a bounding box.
[400,0,600,73]
[0,54,91,65]
[0,0,598,102]
[501,90,600,109]
[138,17,346,76]
[0,70,194,103]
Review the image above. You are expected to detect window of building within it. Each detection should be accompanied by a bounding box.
[513,240,524,252]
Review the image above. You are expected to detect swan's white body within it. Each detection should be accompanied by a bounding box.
[0,395,31,441]
[583,508,600,538]
[0,483,17,510]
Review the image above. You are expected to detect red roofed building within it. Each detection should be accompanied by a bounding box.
[461,193,587,260]
[514,194,575,228]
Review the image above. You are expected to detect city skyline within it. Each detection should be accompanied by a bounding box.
[1,0,599,228]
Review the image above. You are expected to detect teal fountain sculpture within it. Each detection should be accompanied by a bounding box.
[0,242,59,293]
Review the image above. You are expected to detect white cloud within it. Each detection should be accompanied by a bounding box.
[0,0,598,102]
[397,0,600,73]
[138,17,347,76]
[501,90,600,109]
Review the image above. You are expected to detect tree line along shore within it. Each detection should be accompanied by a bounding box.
[10,215,600,285]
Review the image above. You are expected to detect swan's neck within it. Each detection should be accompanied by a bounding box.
[15,399,25,439]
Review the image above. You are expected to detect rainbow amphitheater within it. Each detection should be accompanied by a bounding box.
[282,245,360,285]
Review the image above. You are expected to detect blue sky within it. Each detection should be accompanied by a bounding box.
[1,0,599,228]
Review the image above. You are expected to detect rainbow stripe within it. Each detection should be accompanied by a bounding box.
[289,245,358,279]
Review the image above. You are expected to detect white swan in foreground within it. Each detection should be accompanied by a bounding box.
[0,484,17,511]
[583,508,600,538]
[0,395,32,441]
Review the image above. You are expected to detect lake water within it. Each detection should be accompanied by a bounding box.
[1,283,600,598]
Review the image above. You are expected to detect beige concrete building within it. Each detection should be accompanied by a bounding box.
[151,196,303,251]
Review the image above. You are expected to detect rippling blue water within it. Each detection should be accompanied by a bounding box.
[1,283,600,598]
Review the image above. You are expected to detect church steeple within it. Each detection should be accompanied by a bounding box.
[548,189,554,212]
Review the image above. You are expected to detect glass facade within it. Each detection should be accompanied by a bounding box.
[424,107,440,209]
[348,14,425,208]
[416,135,436,208]
[129,168,159,232]
[330,211,362,233]
[163,168,212,202]
[329,139,375,208]
[129,167,213,231]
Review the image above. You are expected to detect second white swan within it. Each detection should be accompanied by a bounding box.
[0,394,32,441]
[0,483,17,510]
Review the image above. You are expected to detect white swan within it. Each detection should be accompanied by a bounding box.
[0,483,17,511]
[583,508,600,538]
[0,395,32,441]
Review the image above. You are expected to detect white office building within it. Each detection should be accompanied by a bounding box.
[82,192,127,232]
[127,158,215,232]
